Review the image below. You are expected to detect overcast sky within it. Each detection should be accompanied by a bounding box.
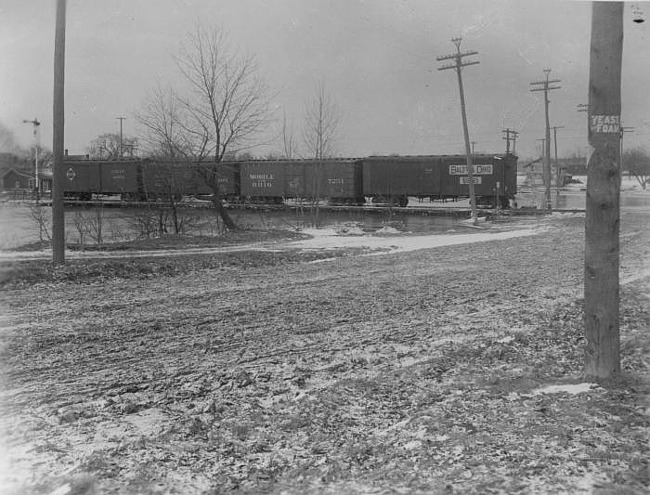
[1,0,649,160]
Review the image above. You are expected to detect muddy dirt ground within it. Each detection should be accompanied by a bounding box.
[0,211,649,494]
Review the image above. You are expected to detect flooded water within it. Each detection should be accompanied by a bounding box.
[1,188,647,250]
[0,203,461,250]
[517,189,650,210]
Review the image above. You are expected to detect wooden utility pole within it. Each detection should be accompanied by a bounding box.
[552,125,564,189]
[52,0,66,265]
[116,116,126,158]
[437,37,479,224]
[531,70,561,212]
[584,1,624,380]
[620,126,634,173]
[502,128,518,155]
[22,118,41,201]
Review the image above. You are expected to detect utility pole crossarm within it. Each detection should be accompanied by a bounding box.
[437,61,480,71]
[436,50,478,61]
[530,80,562,86]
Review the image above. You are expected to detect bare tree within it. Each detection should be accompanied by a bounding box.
[281,111,296,159]
[301,84,340,219]
[137,26,271,230]
[87,133,138,159]
[176,25,272,230]
[136,83,189,158]
[623,148,650,190]
[303,83,340,160]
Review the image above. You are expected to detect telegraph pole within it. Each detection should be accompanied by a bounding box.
[23,118,41,201]
[553,126,565,189]
[437,37,479,224]
[584,1,624,379]
[620,126,634,173]
[530,69,561,212]
[502,128,518,155]
[52,0,66,265]
[116,116,126,158]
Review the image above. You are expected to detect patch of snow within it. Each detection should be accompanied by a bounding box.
[550,211,585,219]
[461,216,488,224]
[622,266,650,285]
[292,228,540,254]
[375,226,401,235]
[334,223,365,235]
[531,383,603,396]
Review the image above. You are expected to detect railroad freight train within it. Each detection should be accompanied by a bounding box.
[61,154,517,208]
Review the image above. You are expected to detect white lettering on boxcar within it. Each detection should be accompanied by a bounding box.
[460,176,483,184]
[449,164,493,175]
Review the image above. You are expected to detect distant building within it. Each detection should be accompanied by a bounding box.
[520,156,577,188]
[64,149,90,161]
[2,167,34,191]
[0,152,31,184]
[557,157,588,175]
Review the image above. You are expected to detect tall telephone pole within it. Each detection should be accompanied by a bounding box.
[22,118,41,201]
[52,0,66,265]
[437,37,479,224]
[620,126,634,173]
[552,125,565,189]
[584,1,624,379]
[116,116,126,158]
[502,128,518,155]
[530,69,561,211]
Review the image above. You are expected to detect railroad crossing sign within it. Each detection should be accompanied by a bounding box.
[66,167,76,181]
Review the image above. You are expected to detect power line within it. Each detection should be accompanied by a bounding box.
[530,68,561,211]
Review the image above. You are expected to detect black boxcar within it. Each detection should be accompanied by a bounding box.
[63,160,140,200]
[99,160,140,198]
[240,161,287,203]
[438,154,517,207]
[362,156,442,205]
[214,162,240,199]
[240,160,305,203]
[63,161,101,200]
[303,159,364,205]
[140,161,239,200]
[141,161,197,200]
